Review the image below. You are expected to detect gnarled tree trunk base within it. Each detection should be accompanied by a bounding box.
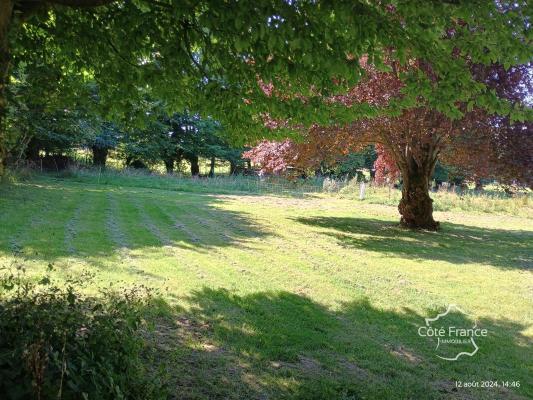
[398,198,440,231]
[398,168,440,231]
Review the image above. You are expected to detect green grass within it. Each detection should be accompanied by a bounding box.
[35,167,323,197]
[21,167,533,217]
[1,175,532,399]
[338,182,533,217]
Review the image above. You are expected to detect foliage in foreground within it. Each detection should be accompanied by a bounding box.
[0,263,164,400]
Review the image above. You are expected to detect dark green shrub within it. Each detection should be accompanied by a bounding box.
[0,263,165,400]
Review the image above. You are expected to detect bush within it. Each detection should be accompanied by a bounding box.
[0,165,35,184]
[0,263,165,400]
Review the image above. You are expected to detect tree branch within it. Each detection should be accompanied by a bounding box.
[44,0,115,7]
[105,36,139,68]
[181,21,210,80]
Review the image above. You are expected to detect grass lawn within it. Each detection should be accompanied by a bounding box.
[1,176,532,399]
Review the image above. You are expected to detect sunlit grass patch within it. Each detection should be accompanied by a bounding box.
[1,175,531,399]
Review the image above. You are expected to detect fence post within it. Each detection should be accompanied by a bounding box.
[359,181,366,200]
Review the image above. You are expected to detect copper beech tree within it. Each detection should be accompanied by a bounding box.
[244,60,532,231]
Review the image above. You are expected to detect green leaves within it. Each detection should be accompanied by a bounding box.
[6,0,531,146]
[0,266,164,399]
[234,36,249,52]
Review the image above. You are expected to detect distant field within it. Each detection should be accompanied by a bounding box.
[1,176,532,399]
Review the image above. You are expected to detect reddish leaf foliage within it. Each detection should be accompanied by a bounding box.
[245,58,532,187]
[374,144,400,184]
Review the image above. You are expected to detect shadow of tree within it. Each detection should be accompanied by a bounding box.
[148,288,532,399]
[291,216,532,270]
[0,183,269,264]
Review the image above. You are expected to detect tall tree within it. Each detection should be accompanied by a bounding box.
[0,0,363,175]
[2,1,530,178]
[90,121,119,167]
[120,110,243,175]
[245,57,532,230]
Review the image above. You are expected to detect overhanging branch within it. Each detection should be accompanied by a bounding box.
[44,0,115,7]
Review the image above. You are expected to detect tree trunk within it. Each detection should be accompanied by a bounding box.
[229,160,237,175]
[0,1,14,178]
[164,158,174,174]
[189,155,199,176]
[398,163,439,231]
[92,146,108,167]
[25,138,40,161]
[208,156,215,177]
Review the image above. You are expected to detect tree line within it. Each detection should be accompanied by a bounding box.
[8,80,248,175]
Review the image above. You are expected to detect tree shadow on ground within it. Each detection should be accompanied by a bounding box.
[291,216,532,270]
[0,182,269,265]
[147,288,532,399]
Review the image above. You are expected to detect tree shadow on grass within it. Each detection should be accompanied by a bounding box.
[291,216,533,270]
[147,288,532,399]
[0,182,269,266]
